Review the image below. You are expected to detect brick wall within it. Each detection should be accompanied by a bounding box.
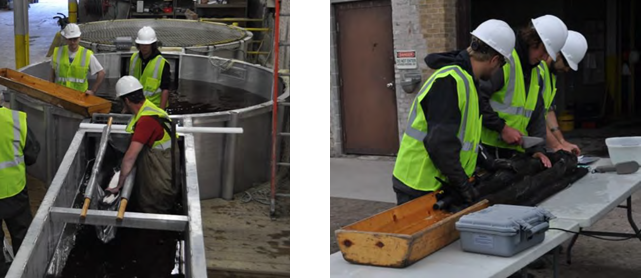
[330,6,342,156]
[392,0,458,140]
[329,0,458,156]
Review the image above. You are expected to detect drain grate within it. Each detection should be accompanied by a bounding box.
[79,19,251,51]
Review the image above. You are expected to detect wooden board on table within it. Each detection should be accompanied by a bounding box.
[335,193,489,268]
[0,68,111,117]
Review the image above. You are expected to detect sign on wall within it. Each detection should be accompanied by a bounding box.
[394,50,418,69]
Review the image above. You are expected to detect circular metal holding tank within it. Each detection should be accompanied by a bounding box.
[77,19,253,60]
[10,53,288,200]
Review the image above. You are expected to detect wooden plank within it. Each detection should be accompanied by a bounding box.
[335,193,490,268]
[345,193,444,234]
[336,231,411,267]
[0,68,112,117]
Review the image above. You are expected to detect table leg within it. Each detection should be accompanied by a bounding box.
[566,229,580,265]
[553,245,559,278]
[624,197,641,241]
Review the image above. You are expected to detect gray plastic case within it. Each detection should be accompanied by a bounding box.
[455,204,555,257]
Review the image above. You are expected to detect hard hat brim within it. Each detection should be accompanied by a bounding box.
[562,52,579,71]
[135,39,157,44]
[62,32,81,39]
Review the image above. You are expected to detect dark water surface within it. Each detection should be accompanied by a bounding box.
[95,79,267,115]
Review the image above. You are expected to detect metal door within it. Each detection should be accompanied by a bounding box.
[335,0,399,155]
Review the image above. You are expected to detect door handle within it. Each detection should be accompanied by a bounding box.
[386,82,394,89]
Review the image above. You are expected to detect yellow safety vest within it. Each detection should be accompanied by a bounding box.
[126,100,173,150]
[393,65,482,192]
[129,53,167,108]
[481,49,541,152]
[0,107,27,198]
[538,61,557,114]
[52,45,92,92]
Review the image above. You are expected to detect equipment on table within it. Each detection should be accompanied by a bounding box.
[578,155,599,165]
[593,161,640,175]
[456,205,555,257]
[521,136,545,148]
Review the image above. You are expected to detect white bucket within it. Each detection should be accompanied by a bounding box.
[605,137,641,165]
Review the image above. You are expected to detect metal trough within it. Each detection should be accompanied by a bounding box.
[9,53,288,200]
[6,119,208,277]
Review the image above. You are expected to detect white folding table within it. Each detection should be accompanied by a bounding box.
[539,158,641,264]
[331,158,641,278]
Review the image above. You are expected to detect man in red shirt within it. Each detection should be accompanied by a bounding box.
[106,76,177,214]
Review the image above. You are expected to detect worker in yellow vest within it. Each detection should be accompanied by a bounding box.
[106,76,177,214]
[392,19,515,205]
[50,23,106,95]
[0,101,39,259]
[128,26,171,110]
[539,31,588,155]
[479,15,569,168]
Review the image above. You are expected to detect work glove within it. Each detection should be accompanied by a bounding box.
[491,158,514,171]
[452,180,480,204]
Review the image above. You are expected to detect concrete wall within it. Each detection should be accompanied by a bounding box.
[329,0,458,156]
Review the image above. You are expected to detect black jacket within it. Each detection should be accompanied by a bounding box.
[393,50,477,196]
[478,30,547,155]
[136,50,172,91]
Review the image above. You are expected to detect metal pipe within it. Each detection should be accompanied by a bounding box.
[81,117,113,218]
[68,0,78,23]
[117,166,136,220]
[13,0,29,69]
[51,207,189,231]
[43,106,53,186]
[222,112,239,200]
[269,0,282,219]
[78,123,244,134]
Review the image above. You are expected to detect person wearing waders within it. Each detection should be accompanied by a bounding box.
[479,15,569,169]
[0,98,40,275]
[391,19,516,206]
[106,76,177,214]
[104,76,179,276]
[539,31,588,155]
[127,26,172,110]
[50,23,106,95]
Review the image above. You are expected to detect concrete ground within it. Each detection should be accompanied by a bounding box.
[330,124,641,278]
[0,0,65,70]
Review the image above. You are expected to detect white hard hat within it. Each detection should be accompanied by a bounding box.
[531,15,568,62]
[61,23,81,39]
[560,31,588,71]
[116,76,143,97]
[135,26,157,44]
[470,19,516,60]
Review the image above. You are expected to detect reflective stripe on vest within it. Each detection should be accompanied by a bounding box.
[481,49,541,152]
[53,46,90,91]
[0,110,25,169]
[392,64,481,192]
[125,100,173,150]
[0,108,27,199]
[404,66,475,151]
[489,50,537,119]
[538,61,557,113]
[129,53,165,107]
[143,58,164,97]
